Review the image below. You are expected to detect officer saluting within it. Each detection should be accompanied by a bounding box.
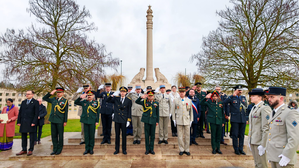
[74,90,100,155]
[223,85,248,155]
[107,86,132,155]
[43,87,68,155]
[135,90,159,155]
[266,87,299,167]
[201,91,225,154]
[248,88,271,168]
[96,83,114,144]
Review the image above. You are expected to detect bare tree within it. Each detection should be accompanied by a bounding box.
[0,0,119,93]
[192,0,299,91]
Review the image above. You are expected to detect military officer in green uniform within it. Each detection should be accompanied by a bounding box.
[75,90,100,155]
[43,87,68,155]
[201,90,225,154]
[135,90,159,155]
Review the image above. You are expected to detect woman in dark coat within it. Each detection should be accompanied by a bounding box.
[35,99,47,144]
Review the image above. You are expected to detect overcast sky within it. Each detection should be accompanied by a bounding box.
[0,0,232,86]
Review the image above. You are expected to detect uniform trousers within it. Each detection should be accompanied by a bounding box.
[132,116,142,141]
[271,162,294,168]
[210,123,222,150]
[159,116,169,141]
[230,122,246,152]
[115,122,127,152]
[251,144,268,168]
[177,125,190,152]
[80,122,84,141]
[101,113,112,142]
[144,123,156,151]
[51,123,64,153]
[84,123,95,151]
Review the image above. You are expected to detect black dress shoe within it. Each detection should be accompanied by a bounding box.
[145,151,149,155]
[123,151,127,155]
[100,133,103,136]
[79,141,85,145]
[50,151,56,155]
[133,140,137,144]
[185,152,190,156]
[179,152,184,156]
[175,133,178,137]
[239,150,246,155]
[212,150,216,154]
[164,140,168,144]
[107,140,111,144]
[216,149,222,154]
[101,140,106,144]
[172,133,175,137]
[137,140,141,144]
[114,151,119,155]
[220,141,227,145]
[193,141,198,145]
[83,150,89,155]
[199,135,205,138]
[55,152,61,155]
[235,150,240,155]
[158,140,163,144]
[150,150,155,155]
[90,150,94,155]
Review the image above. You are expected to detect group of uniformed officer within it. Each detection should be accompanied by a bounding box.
[16,82,299,167]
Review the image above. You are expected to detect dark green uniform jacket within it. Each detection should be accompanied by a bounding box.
[200,98,225,125]
[43,93,68,123]
[75,98,100,124]
[135,97,159,125]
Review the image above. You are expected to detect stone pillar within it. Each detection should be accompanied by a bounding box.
[145,6,154,81]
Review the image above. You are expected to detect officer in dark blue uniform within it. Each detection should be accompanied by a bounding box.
[96,83,114,144]
[107,86,132,155]
[223,85,248,155]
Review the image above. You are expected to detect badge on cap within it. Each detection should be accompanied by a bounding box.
[266,115,270,120]
[292,120,297,127]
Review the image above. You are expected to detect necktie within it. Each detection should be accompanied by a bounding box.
[27,100,30,104]
[121,98,124,104]
[163,94,164,99]
[272,110,276,117]
[252,106,256,112]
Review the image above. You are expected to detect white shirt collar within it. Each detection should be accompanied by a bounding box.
[274,103,285,112]
[254,101,264,107]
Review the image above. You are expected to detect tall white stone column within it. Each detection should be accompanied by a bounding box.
[145,6,154,81]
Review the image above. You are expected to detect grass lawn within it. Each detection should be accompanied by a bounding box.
[297,150,299,154]
[14,119,100,139]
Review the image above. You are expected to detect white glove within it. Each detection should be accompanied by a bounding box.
[112,113,114,120]
[169,113,172,118]
[278,154,290,167]
[257,145,265,156]
[155,86,160,93]
[130,88,135,93]
[76,87,84,93]
[126,121,130,127]
[173,120,176,127]
[113,91,120,96]
[248,141,251,151]
[98,84,104,90]
[190,121,192,127]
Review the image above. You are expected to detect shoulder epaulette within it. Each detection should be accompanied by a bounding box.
[127,97,132,100]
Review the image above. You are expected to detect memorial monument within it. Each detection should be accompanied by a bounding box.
[129,6,171,89]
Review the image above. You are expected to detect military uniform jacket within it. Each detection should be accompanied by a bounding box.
[43,93,68,124]
[155,93,172,117]
[127,92,143,117]
[74,98,100,124]
[107,96,132,124]
[172,97,193,126]
[188,96,201,124]
[200,98,225,125]
[195,91,207,112]
[17,98,39,133]
[95,90,114,115]
[266,104,299,164]
[72,92,87,116]
[248,101,271,147]
[223,95,248,123]
[135,97,159,125]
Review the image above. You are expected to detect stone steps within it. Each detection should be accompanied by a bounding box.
[9,146,252,161]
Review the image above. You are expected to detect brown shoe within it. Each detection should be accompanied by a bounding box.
[16,151,27,156]
[27,151,33,156]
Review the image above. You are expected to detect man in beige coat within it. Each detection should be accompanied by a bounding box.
[248,88,271,168]
[266,87,299,168]
[127,85,143,144]
[172,87,193,156]
[155,85,172,144]
[72,84,91,145]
